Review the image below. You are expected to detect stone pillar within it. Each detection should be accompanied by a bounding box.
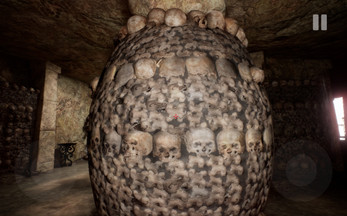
[36,62,60,172]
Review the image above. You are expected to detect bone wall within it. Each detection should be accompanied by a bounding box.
[0,56,40,175]
[87,11,272,215]
[56,75,92,161]
[263,58,340,172]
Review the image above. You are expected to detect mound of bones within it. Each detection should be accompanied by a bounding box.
[87,8,273,216]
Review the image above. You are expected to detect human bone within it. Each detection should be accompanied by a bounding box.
[187,111,203,128]
[238,61,252,82]
[188,155,205,168]
[263,126,273,149]
[166,102,186,122]
[147,8,165,26]
[224,17,239,35]
[118,26,128,40]
[242,38,249,47]
[245,128,263,153]
[207,155,226,176]
[134,58,156,79]
[215,58,237,79]
[206,10,225,30]
[104,130,122,157]
[186,56,216,77]
[165,8,187,27]
[271,80,278,87]
[185,127,216,156]
[153,131,181,162]
[123,130,153,157]
[127,15,147,34]
[217,129,245,157]
[187,10,207,28]
[88,17,273,215]
[236,27,246,42]
[90,76,100,93]
[168,84,185,102]
[159,57,185,78]
[206,186,225,205]
[186,81,207,102]
[114,63,135,89]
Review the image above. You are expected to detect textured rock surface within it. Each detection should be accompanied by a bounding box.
[56,75,92,161]
[0,0,346,83]
[87,22,273,215]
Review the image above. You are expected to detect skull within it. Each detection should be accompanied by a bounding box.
[127,15,147,34]
[104,130,122,157]
[187,10,207,28]
[185,128,216,156]
[217,129,245,157]
[123,130,153,157]
[147,8,165,26]
[245,129,263,153]
[154,131,181,162]
[164,8,187,27]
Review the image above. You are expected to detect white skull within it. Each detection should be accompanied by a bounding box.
[185,128,216,156]
[153,132,181,162]
[217,129,245,157]
[263,127,273,149]
[123,130,153,157]
[245,129,263,153]
[104,130,122,157]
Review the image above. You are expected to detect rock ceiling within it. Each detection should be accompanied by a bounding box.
[0,0,346,83]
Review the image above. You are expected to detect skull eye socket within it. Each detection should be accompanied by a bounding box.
[232,143,239,148]
[159,147,164,153]
[130,140,137,145]
[256,141,261,145]
[248,142,254,147]
[194,142,201,148]
[206,142,213,147]
[170,147,177,152]
[222,145,228,149]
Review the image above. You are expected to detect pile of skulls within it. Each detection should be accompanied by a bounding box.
[87,7,273,216]
[119,8,249,47]
[0,77,39,173]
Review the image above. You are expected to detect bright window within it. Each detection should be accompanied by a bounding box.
[333,97,346,140]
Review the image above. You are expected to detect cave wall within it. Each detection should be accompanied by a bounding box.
[0,55,40,175]
[56,75,92,162]
[263,57,342,171]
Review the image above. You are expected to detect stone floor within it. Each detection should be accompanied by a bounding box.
[0,160,346,216]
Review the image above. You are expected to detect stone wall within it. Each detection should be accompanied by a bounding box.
[56,75,92,162]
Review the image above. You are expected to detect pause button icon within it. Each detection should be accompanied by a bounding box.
[313,14,327,31]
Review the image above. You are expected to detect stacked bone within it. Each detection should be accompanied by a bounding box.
[0,77,39,173]
[265,78,327,149]
[119,8,249,47]
[88,8,272,216]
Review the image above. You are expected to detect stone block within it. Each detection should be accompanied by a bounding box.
[43,65,59,102]
[40,100,57,130]
[36,130,56,172]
